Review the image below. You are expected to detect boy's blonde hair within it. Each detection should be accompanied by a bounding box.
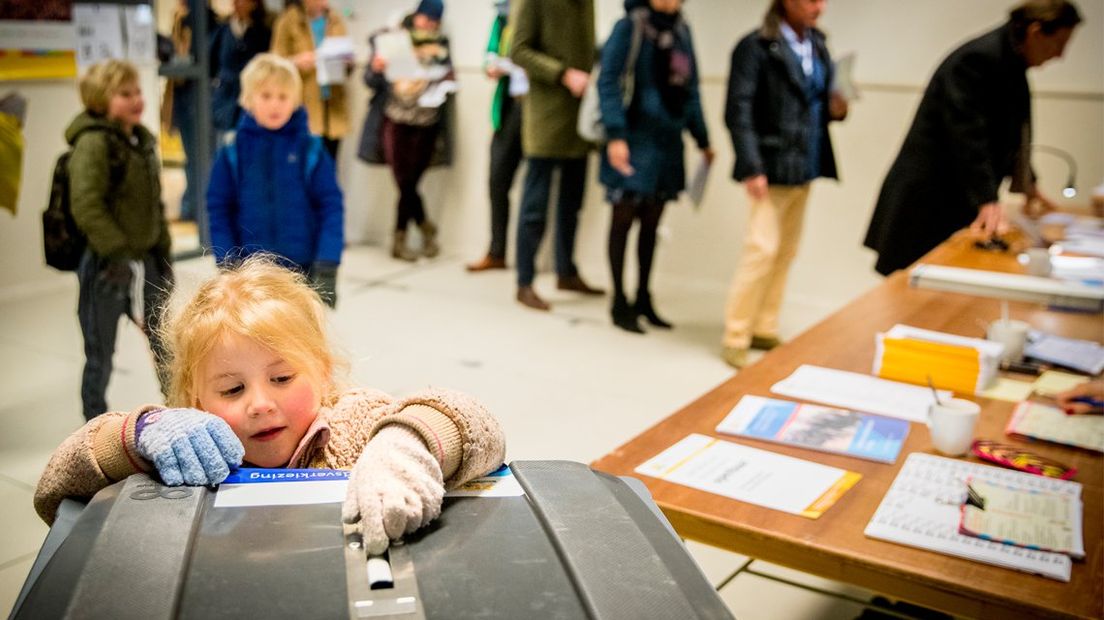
[79,60,140,115]
[239,53,303,109]
[161,255,345,409]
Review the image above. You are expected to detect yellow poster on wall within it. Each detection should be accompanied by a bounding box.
[0,5,78,80]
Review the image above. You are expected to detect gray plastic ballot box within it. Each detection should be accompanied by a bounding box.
[11,460,733,620]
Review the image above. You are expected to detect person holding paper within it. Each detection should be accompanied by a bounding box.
[361,0,454,262]
[467,0,527,273]
[1056,380,1104,415]
[863,0,1082,276]
[271,0,350,161]
[598,0,712,333]
[33,256,507,557]
[509,0,604,311]
[721,0,848,368]
[210,0,271,140]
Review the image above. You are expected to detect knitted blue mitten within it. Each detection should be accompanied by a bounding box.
[135,408,245,486]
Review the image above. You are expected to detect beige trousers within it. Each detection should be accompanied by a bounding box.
[723,184,811,348]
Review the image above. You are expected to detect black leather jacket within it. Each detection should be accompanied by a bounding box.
[724,24,839,185]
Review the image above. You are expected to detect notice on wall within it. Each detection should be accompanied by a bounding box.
[74,3,155,69]
[74,4,123,68]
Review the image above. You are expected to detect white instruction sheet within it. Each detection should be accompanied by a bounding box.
[635,433,860,518]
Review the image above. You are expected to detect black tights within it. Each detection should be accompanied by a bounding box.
[608,196,666,300]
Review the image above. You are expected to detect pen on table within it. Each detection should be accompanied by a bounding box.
[1067,396,1104,413]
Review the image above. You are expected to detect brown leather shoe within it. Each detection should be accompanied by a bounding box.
[750,335,782,351]
[466,255,507,272]
[516,286,551,311]
[557,274,605,296]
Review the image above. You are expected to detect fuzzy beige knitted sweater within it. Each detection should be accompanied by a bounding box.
[34,387,506,524]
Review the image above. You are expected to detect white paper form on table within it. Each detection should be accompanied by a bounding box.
[635,433,860,518]
[771,364,951,423]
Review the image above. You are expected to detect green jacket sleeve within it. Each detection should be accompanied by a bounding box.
[69,131,129,258]
[509,0,565,86]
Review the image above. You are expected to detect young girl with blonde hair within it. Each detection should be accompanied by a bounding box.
[35,256,505,552]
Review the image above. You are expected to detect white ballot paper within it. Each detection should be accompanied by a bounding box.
[215,468,348,508]
[445,464,524,497]
[687,155,711,208]
[376,30,422,81]
[832,52,859,101]
[635,433,860,518]
[772,364,950,423]
[418,79,458,108]
[315,36,355,86]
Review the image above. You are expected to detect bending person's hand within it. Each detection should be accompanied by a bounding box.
[136,408,244,486]
[969,202,1005,238]
[607,140,634,177]
[1055,380,1104,415]
[342,425,445,554]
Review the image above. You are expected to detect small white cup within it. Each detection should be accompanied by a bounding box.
[928,398,981,457]
[986,319,1030,362]
[1024,248,1052,277]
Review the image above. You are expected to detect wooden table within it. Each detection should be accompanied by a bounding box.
[592,233,1103,619]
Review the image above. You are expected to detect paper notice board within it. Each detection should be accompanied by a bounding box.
[635,433,860,519]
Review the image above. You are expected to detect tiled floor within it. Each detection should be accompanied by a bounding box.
[1,245,885,618]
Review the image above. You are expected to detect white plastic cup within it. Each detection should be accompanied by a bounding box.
[928,398,981,457]
[986,319,1030,362]
[1024,248,1052,277]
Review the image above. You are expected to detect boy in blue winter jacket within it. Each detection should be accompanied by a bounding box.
[207,53,344,306]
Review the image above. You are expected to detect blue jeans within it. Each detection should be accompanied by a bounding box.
[515,157,588,287]
[77,251,172,420]
[175,94,199,222]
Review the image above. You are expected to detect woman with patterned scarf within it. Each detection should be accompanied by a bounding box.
[597,0,713,333]
[365,0,454,262]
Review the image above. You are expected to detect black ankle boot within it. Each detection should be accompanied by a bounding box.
[611,294,644,334]
[635,292,672,329]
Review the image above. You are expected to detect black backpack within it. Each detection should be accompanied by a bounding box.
[43,128,127,271]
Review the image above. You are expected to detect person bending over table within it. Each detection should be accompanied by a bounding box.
[864,0,1081,276]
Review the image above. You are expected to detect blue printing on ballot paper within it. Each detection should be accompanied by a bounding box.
[222,468,350,485]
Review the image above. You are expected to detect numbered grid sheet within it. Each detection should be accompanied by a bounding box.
[865,453,1082,581]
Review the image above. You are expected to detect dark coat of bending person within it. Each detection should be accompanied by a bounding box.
[864,1,1081,276]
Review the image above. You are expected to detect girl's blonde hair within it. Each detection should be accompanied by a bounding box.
[161,255,345,408]
[79,59,140,115]
[239,53,303,109]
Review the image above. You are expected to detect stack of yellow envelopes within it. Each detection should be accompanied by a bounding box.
[873,325,1004,395]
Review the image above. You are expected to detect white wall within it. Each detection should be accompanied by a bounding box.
[3,0,1102,313]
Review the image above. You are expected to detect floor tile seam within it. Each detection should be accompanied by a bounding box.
[0,336,83,364]
[0,551,37,572]
[0,474,34,493]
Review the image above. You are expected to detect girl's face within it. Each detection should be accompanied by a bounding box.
[196,332,321,467]
[249,80,296,130]
[106,80,144,130]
